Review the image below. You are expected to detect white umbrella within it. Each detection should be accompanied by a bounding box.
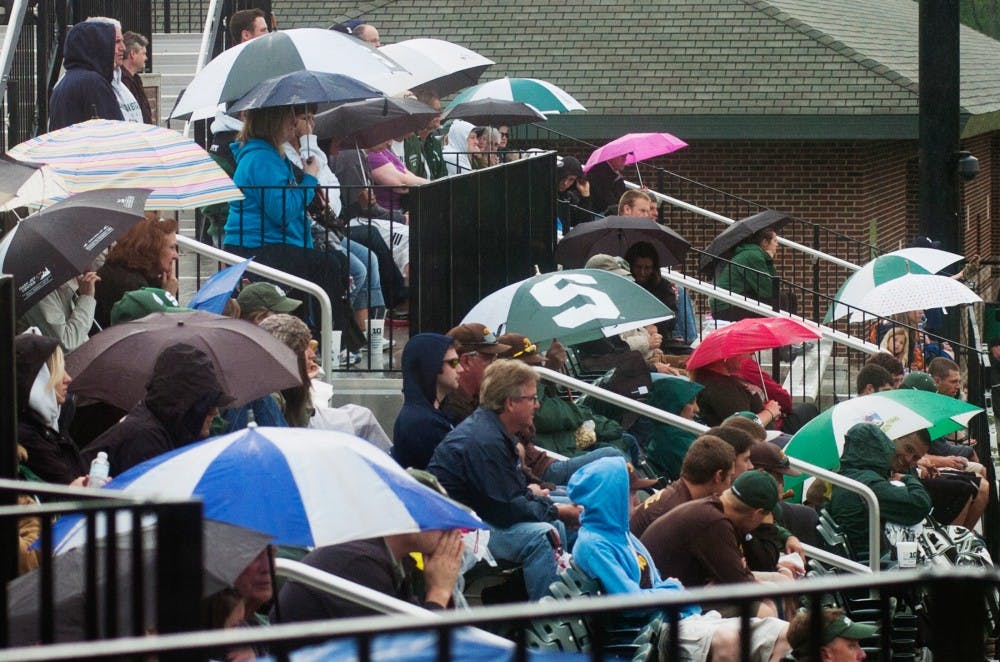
[170,28,412,120]
[379,38,494,97]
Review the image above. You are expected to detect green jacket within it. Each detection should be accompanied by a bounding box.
[403,134,447,180]
[642,377,703,480]
[828,423,931,560]
[532,384,628,457]
[711,243,775,314]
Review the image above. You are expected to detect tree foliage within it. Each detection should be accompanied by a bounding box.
[962,0,1000,39]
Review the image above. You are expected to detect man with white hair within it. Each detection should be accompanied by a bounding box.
[84,17,143,123]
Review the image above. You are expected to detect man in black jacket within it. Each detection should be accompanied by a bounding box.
[82,343,234,474]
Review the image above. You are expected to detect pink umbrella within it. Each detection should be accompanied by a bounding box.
[583,132,688,184]
[685,317,821,371]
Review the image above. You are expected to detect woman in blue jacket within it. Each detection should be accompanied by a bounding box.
[222,105,363,353]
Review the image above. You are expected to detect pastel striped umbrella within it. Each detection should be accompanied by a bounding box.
[447,77,586,114]
[7,119,243,211]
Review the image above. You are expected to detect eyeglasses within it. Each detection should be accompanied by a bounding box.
[511,394,539,403]
[498,132,509,137]
[442,357,461,369]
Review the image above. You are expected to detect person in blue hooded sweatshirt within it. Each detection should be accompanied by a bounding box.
[567,456,790,662]
[392,334,462,470]
[48,20,125,130]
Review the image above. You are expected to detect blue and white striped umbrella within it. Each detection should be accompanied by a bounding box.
[55,427,483,551]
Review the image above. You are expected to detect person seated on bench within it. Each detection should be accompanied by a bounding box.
[827,423,932,561]
[568,456,791,661]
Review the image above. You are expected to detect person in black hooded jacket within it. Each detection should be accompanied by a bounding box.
[391,333,462,470]
[48,20,124,131]
[15,332,87,484]
[82,343,234,474]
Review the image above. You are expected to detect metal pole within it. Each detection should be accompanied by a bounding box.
[0,276,17,646]
[183,0,224,137]
[0,0,30,102]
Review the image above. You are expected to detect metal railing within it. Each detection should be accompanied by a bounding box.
[0,478,203,648]
[534,366,883,572]
[177,235,336,377]
[5,566,995,660]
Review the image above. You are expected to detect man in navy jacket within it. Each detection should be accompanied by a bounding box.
[49,20,125,130]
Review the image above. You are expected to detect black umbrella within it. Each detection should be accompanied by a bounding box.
[226,70,384,113]
[313,97,439,149]
[698,209,796,274]
[66,310,301,411]
[442,98,546,126]
[554,215,690,268]
[7,519,271,644]
[0,188,150,313]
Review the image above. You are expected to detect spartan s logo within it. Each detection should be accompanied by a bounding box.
[529,274,621,329]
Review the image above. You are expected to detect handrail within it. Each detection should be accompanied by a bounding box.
[0,0,29,102]
[182,0,223,137]
[274,559,514,648]
[628,181,863,272]
[788,458,881,573]
[657,268,880,355]
[6,565,976,660]
[176,235,334,378]
[533,366,881,570]
[274,558,434,618]
[800,543,872,575]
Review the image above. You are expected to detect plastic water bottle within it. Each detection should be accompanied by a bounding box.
[88,452,110,488]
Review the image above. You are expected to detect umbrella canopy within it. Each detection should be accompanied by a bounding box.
[0,164,71,212]
[226,70,383,113]
[53,427,484,550]
[843,275,981,321]
[379,38,494,98]
[685,317,821,371]
[7,520,270,645]
[583,132,688,173]
[66,310,301,411]
[314,97,440,149]
[442,99,546,126]
[447,77,586,114]
[462,269,673,349]
[783,390,982,493]
[187,259,252,314]
[7,120,243,211]
[699,209,796,274]
[825,249,971,323]
[0,155,59,208]
[554,215,689,268]
[0,188,149,313]
[170,28,411,120]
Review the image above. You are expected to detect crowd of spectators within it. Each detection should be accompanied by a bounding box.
[4,10,990,661]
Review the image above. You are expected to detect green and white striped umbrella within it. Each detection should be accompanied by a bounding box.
[784,390,981,493]
[462,269,671,349]
[824,248,973,323]
[447,77,586,115]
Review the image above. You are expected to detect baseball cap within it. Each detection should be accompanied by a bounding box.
[822,613,879,644]
[749,443,802,477]
[730,470,779,512]
[900,371,936,392]
[497,333,545,365]
[110,288,190,325]
[446,323,511,355]
[584,253,632,278]
[237,282,302,314]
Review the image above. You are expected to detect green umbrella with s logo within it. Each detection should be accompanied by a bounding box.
[461,269,673,349]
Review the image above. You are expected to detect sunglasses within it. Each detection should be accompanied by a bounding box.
[442,357,461,369]
[499,132,509,137]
